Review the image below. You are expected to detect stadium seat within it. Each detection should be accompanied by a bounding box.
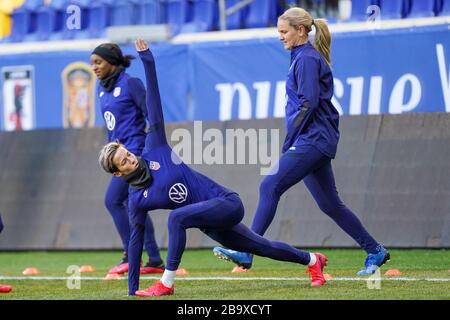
[25,3,57,41]
[180,0,217,34]
[244,0,278,28]
[437,0,450,16]
[378,0,408,19]
[86,0,113,38]
[348,0,376,21]
[138,0,164,25]
[407,0,437,18]
[166,0,190,35]
[7,0,45,42]
[224,0,244,30]
[110,0,139,26]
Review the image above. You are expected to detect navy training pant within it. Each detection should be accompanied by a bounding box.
[251,144,379,253]
[165,193,310,271]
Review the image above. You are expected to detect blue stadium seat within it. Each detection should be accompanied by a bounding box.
[8,0,45,42]
[166,0,190,35]
[348,0,376,21]
[407,0,437,18]
[180,0,217,34]
[25,3,58,41]
[244,0,278,28]
[22,0,45,11]
[437,0,450,15]
[378,0,408,19]
[138,0,164,25]
[87,0,113,38]
[110,0,139,26]
[9,8,31,42]
[225,0,244,30]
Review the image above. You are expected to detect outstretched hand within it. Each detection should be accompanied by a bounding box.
[135,39,149,52]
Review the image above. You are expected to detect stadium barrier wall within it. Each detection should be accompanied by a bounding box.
[0,112,449,250]
[0,24,449,131]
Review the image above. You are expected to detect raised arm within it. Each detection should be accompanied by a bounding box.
[135,39,167,147]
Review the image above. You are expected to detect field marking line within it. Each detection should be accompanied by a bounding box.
[0,276,449,282]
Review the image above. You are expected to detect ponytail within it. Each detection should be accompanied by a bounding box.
[312,19,331,65]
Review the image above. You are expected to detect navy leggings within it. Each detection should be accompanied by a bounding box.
[166,193,310,271]
[105,176,161,262]
[251,144,379,253]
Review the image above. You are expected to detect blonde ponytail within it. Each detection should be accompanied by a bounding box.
[312,18,332,65]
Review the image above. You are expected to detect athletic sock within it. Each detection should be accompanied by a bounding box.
[161,269,176,288]
[307,253,317,266]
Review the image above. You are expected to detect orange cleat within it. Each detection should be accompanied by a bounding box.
[306,253,328,287]
[135,280,174,297]
[108,262,128,274]
[0,284,12,293]
[140,262,165,275]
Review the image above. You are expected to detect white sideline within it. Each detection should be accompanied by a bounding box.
[0,276,449,282]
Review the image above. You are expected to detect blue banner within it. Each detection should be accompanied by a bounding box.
[0,24,449,130]
[189,24,450,121]
[0,43,189,130]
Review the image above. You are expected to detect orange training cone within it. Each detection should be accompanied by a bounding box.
[104,273,123,280]
[176,268,189,275]
[22,267,40,275]
[324,273,333,280]
[79,265,95,273]
[384,269,402,276]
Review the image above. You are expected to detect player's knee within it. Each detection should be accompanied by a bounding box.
[316,200,342,218]
[259,176,280,197]
[168,211,185,229]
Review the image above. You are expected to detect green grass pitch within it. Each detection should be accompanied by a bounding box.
[0,249,449,300]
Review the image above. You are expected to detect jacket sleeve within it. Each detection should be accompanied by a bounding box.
[138,49,167,148]
[127,77,148,122]
[292,55,320,130]
[295,55,320,111]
